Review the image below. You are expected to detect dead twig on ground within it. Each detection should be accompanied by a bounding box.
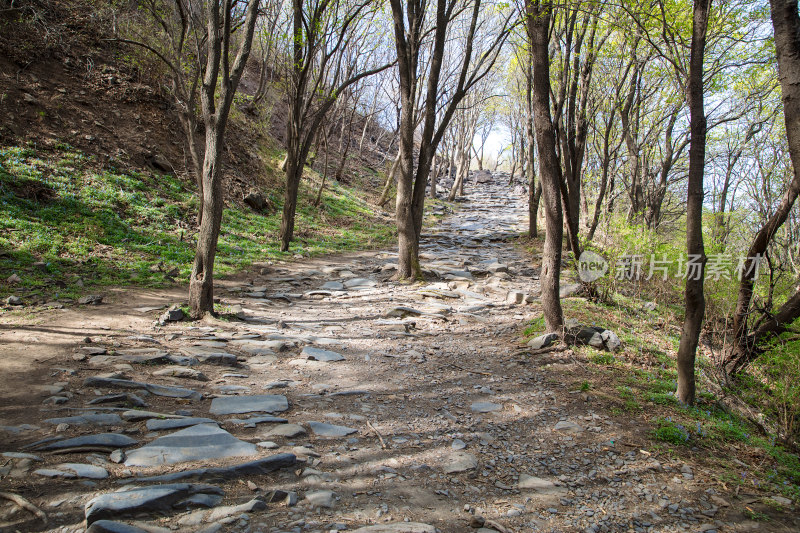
[0,492,47,522]
[366,420,386,449]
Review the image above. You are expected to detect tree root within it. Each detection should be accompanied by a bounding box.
[0,492,47,522]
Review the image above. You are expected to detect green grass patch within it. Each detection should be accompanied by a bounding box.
[0,144,394,301]
[652,417,691,445]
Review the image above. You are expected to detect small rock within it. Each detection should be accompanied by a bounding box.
[6,295,22,306]
[305,489,337,508]
[443,452,478,473]
[78,294,103,305]
[6,274,21,284]
[527,333,559,350]
[244,190,270,211]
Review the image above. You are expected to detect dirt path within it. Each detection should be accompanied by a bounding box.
[0,179,794,533]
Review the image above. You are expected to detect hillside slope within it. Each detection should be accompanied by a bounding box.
[0,0,396,303]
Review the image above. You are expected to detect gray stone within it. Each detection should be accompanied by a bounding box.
[34,433,138,452]
[120,410,183,422]
[227,415,287,427]
[1,452,42,461]
[528,333,559,350]
[471,401,502,413]
[6,295,23,306]
[132,453,296,482]
[305,489,336,508]
[350,524,436,533]
[45,414,122,426]
[124,424,257,467]
[83,377,201,400]
[152,367,209,381]
[87,520,150,533]
[204,498,266,522]
[321,281,344,291]
[85,483,223,525]
[89,393,148,408]
[302,346,345,362]
[451,439,466,450]
[600,329,622,351]
[506,291,524,304]
[55,463,109,479]
[343,277,377,289]
[179,346,238,365]
[265,423,306,438]
[559,284,581,297]
[34,468,76,478]
[160,308,185,323]
[443,452,478,473]
[145,417,216,431]
[116,348,171,364]
[209,394,289,415]
[78,294,104,305]
[307,421,358,437]
[518,474,565,494]
[553,420,584,434]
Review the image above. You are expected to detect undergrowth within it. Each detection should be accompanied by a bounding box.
[0,144,394,301]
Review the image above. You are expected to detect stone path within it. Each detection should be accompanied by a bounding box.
[0,176,779,532]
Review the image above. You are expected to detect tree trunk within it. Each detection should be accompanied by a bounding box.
[430,156,438,198]
[528,0,563,332]
[676,0,710,406]
[725,0,800,375]
[189,127,225,317]
[378,151,401,207]
[187,0,260,319]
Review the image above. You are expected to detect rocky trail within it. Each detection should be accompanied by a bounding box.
[0,178,780,533]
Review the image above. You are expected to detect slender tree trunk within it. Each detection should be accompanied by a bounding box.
[725,0,800,375]
[189,127,225,317]
[378,151,401,208]
[528,0,563,332]
[314,129,330,207]
[177,112,205,225]
[676,0,710,406]
[188,0,260,318]
[430,156,438,198]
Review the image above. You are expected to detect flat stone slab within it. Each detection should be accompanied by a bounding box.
[179,346,238,365]
[307,421,358,437]
[301,346,345,362]
[351,524,436,533]
[227,415,287,427]
[553,420,584,434]
[33,433,138,452]
[87,520,150,533]
[343,277,377,289]
[209,395,289,415]
[44,414,122,426]
[132,453,297,482]
[116,349,171,364]
[85,483,223,525]
[264,423,306,438]
[518,474,567,495]
[443,452,478,473]
[36,463,109,479]
[121,410,184,422]
[320,281,344,290]
[152,367,209,381]
[83,377,201,400]
[124,423,257,466]
[145,417,216,431]
[470,401,502,413]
